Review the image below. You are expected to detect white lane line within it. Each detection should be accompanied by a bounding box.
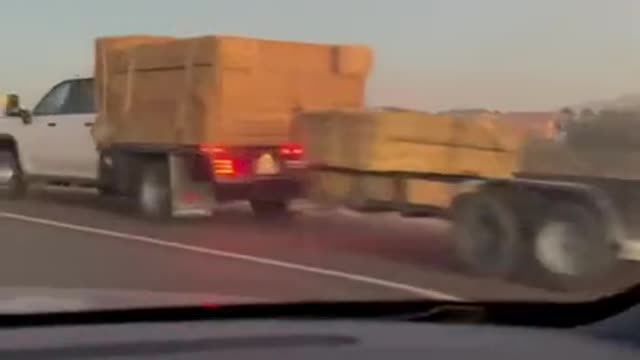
[0,212,462,302]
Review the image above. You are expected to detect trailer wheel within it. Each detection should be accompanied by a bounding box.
[451,190,524,277]
[0,150,26,200]
[250,199,289,218]
[532,202,617,290]
[138,159,171,220]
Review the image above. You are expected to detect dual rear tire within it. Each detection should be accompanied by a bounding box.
[451,188,618,291]
[530,202,618,290]
[452,190,524,278]
[137,160,172,220]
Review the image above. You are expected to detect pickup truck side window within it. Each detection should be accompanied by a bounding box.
[66,79,95,114]
[32,79,95,116]
[32,81,72,116]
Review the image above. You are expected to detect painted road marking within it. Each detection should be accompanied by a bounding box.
[0,212,462,301]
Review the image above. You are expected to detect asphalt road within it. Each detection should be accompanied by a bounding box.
[0,187,638,306]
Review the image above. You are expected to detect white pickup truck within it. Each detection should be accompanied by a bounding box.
[0,78,307,219]
[0,78,99,195]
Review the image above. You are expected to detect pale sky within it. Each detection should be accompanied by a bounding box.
[0,0,638,111]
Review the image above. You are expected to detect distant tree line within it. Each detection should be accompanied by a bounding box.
[560,107,640,123]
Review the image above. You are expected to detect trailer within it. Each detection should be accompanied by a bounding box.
[450,111,640,289]
[292,108,640,290]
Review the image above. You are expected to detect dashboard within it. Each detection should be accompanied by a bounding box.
[0,305,639,359]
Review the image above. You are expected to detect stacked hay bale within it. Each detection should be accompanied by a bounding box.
[292,109,525,210]
[92,35,373,149]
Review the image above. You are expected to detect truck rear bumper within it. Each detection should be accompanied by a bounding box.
[215,177,305,202]
[168,154,305,217]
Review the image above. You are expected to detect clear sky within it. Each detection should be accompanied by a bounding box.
[0,0,638,110]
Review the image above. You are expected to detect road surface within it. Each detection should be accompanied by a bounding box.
[0,187,637,307]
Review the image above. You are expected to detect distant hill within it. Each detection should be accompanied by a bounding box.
[371,106,430,113]
[571,93,640,112]
[437,108,497,116]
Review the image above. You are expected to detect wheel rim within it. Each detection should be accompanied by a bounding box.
[139,173,167,216]
[534,221,587,276]
[0,158,15,185]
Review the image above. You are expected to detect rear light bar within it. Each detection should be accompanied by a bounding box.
[199,145,241,178]
[199,144,306,178]
[213,159,235,175]
[280,144,304,161]
[280,144,303,156]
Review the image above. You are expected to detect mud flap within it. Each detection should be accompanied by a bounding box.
[169,153,216,217]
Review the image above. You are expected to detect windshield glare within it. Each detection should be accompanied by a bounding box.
[0,1,637,313]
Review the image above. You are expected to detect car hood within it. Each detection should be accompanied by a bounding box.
[0,287,268,314]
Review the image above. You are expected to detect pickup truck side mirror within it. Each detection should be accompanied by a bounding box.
[3,94,31,124]
[18,109,32,125]
[3,94,21,117]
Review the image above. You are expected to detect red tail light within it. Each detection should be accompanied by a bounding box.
[280,144,304,160]
[199,145,249,178]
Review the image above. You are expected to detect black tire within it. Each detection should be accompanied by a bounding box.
[0,150,26,200]
[137,159,171,220]
[97,153,117,197]
[98,186,117,196]
[451,190,524,278]
[250,199,289,218]
[529,202,618,291]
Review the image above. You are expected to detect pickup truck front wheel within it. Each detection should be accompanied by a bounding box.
[0,151,26,200]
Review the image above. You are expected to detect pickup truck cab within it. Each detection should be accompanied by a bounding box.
[0,78,306,219]
[0,78,98,193]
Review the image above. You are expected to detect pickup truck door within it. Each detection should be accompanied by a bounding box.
[24,79,98,180]
[55,79,98,180]
[17,81,72,177]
